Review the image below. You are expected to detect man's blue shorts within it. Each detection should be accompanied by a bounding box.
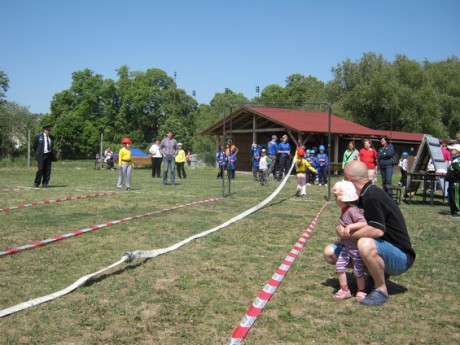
[332,239,409,276]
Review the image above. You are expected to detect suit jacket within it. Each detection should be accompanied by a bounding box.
[33,133,55,162]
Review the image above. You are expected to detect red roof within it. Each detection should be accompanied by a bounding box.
[247,107,424,141]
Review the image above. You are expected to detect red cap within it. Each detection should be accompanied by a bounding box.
[297,149,305,157]
[121,138,131,144]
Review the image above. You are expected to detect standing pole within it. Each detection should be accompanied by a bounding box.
[326,104,332,201]
[100,133,103,169]
[27,129,31,170]
[228,106,233,196]
[222,110,226,197]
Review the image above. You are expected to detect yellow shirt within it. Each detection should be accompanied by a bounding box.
[176,149,186,163]
[296,159,316,174]
[119,147,132,165]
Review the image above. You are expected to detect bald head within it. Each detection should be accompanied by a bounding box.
[344,161,369,191]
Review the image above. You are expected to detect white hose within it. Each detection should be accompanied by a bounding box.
[0,161,296,318]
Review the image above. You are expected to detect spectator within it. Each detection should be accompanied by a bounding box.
[445,143,460,218]
[251,143,262,181]
[186,150,193,167]
[317,145,329,186]
[358,139,378,184]
[259,149,272,186]
[331,181,368,302]
[33,124,55,188]
[225,139,238,156]
[267,135,279,180]
[228,149,237,179]
[342,141,359,168]
[117,138,133,191]
[216,146,227,179]
[398,152,409,188]
[377,136,396,196]
[306,149,317,186]
[104,147,114,170]
[441,140,452,167]
[295,148,316,197]
[276,135,291,181]
[323,161,416,306]
[160,130,178,185]
[149,138,162,178]
[176,143,187,179]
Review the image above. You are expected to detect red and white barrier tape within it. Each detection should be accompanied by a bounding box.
[0,191,117,213]
[0,197,223,257]
[0,162,297,318]
[227,201,328,345]
[0,187,29,192]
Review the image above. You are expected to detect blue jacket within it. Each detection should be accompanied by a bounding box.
[316,153,329,169]
[216,151,227,167]
[229,154,237,170]
[306,156,317,169]
[267,141,279,155]
[278,142,291,157]
[378,144,395,167]
[251,145,262,168]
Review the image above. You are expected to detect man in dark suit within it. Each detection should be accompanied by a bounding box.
[33,125,55,188]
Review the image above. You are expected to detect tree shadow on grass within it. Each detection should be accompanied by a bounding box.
[322,272,408,296]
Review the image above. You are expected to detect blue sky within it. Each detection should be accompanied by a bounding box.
[1,0,459,114]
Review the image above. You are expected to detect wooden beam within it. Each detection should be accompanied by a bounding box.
[227,127,287,134]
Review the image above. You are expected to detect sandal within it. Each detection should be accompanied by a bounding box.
[361,288,389,306]
[333,288,351,301]
[355,291,367,302]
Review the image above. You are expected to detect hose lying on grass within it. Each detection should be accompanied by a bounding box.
[0,162,297,318]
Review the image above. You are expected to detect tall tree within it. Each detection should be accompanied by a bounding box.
[327,53,459,139]
[0,71,9,104]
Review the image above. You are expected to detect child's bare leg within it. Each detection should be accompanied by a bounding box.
[355,275,367,302]
[333,272,351,300]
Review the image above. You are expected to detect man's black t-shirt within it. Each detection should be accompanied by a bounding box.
[357,181,416,267]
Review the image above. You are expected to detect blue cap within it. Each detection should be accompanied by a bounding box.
[319,145,325,150]
[310,149,316,154]
[402,152,409,156]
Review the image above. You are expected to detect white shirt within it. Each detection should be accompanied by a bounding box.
[149,143,162,158]
[44,134,51,153]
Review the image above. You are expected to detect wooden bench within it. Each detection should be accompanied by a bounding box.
[385,184,402,204]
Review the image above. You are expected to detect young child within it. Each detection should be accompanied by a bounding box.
[117,138,133,190]
[398,152,409,187]
[317,145,329,186]
[259,149,272,186]
[446,143,460,218]
[216,146,227,179]
[228,149,237,179]
[186,150,193,167]
[306,149,317,185]
[295,148,316,197]
[251,143,262,181]
[176,143,187,179]
[332,181,368,301]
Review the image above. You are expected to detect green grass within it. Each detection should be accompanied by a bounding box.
[0,161,458,344]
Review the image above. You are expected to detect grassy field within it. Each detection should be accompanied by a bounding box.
[0,160,458,344]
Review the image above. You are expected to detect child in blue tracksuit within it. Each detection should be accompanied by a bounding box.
[251,144,262,181]
[228,150,237,179]
[216,146,227,179]
[317,145,329,186]
[305,150,317,185]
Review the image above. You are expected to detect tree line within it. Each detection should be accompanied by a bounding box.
[0,53,459,161]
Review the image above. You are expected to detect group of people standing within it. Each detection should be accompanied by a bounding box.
[252,135,330,186]
[116,130,191,190]
[342,137,399,197]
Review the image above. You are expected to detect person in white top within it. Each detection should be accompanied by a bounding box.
[149,138,163,178]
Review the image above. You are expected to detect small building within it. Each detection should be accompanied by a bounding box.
[202,106,425,173]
